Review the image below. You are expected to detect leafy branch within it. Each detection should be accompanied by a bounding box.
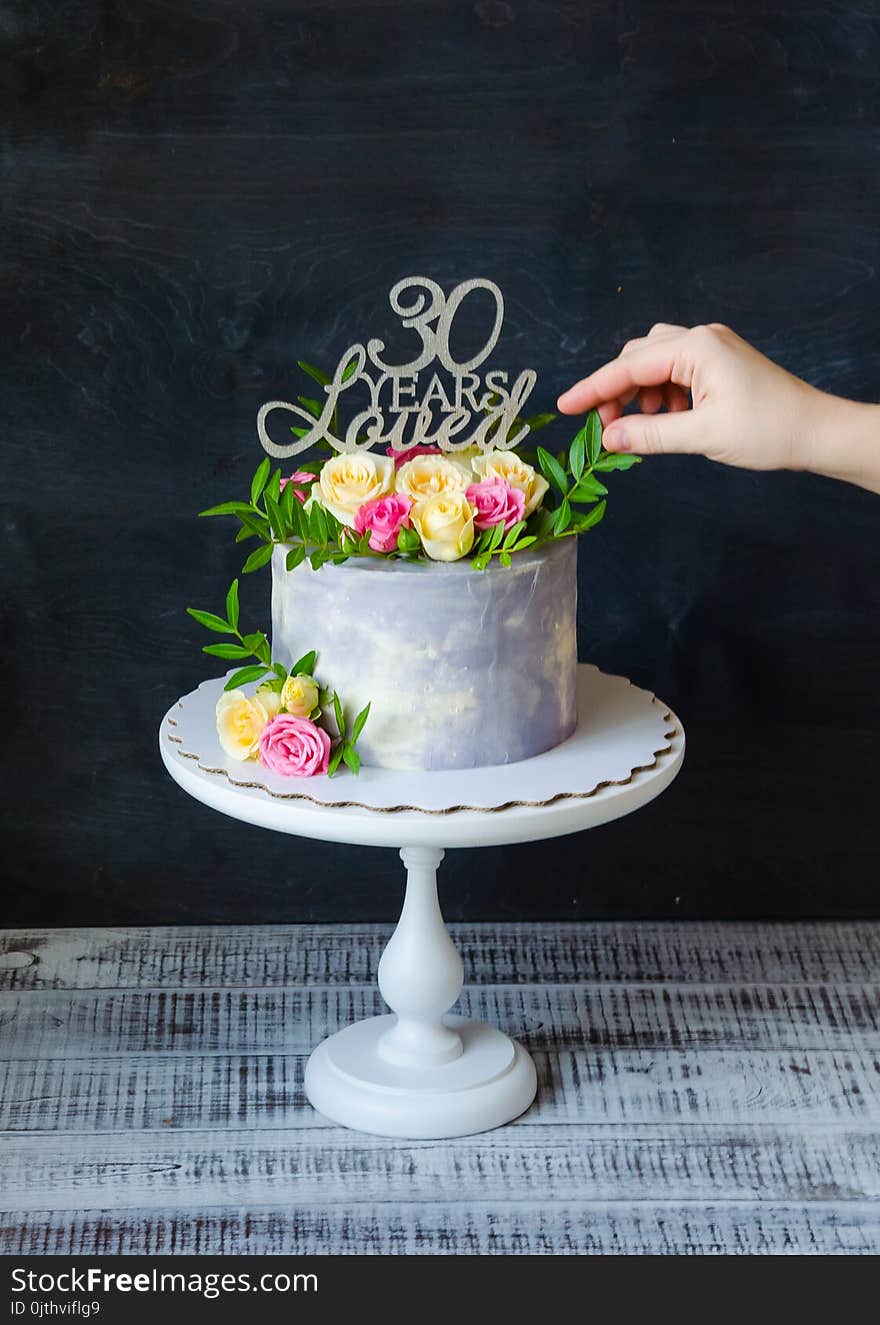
[534,409,641,540]
[186,579,371,777]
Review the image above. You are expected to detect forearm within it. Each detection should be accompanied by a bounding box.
[802,391,880,495]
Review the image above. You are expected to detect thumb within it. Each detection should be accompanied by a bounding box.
[603,409,702,457]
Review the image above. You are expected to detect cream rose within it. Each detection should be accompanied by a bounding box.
[395,454,471,505]
[215,689,278,761]
[470,450,549,517]
[411,491,475,562]
[317,452,395,526]
[281,673,319,717]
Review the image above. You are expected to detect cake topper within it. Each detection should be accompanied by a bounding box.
[257,277,537,460]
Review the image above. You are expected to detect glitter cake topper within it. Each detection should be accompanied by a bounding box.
[257,277,537,459]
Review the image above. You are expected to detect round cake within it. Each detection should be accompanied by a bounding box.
[271,538,578,771]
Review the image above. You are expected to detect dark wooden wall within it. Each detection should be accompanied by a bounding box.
[2,1,879,924]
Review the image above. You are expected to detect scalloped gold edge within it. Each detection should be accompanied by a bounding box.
[163,697,678,816]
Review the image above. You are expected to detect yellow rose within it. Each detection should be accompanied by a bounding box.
[215,689,276,761]
[470,450,550,517]
[395,454,470,504]
[411,491,475,562]
[281,673,319,717]
[317,452,395,526]
[255,687,282,719]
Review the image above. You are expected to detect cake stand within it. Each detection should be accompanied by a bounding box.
[159,665,684,1139]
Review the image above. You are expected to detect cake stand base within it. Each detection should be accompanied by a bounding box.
[305,1013,537,1139]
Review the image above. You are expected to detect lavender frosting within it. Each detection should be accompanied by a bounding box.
[271,538,578,771]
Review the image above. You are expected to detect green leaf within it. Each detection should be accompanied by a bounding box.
[524,412,556,432]
[536,446,569,497]
[238,509,271,540]
[502,520,526,550]
[202,642,251,659]
[569,473,608,502]
[235,526,256,544]
[572,498,607,532]
[242,543,274,574]
[585,409,603,466]
[297,395,323,419]
[310,502,330,545]
[298,360,330,387]
[552,498,572,534]
[198,501,254,518]
[310,547,330,571]
[279,478,296,528]
[292,650,317,676]
[250,457,271,505]
[332,690,344,734]
[290,426,310,437]
[327,742,345,777]
[186,608,233,634]
[225,579,240,632]
[342,744,361,775]
[265,468,282,506]
[341,357,359,382]
[487,521,506,552]
[223,665,271,692]
[471,553,490,571]
[569,426,586,482]
[499,550,512,568]
[272,663,288,682]
[351,702,371,743]
[251,632,271,666]
[264,493,285,540]
[286,544,306,572]
[512,535,538,551]
[593,451,642,472]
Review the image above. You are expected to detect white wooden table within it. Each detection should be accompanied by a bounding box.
[1,922,879,1255]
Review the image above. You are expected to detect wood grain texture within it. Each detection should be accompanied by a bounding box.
[2,982,877,1060]
[3,1124,879,1210]
[4,1204,878,1257]
[2,2,880,924]
[3,1047,879,1133]
[1,921,879,1254]
[2,921,878,990]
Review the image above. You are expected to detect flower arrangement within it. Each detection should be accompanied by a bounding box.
[186,578,370,778]
[188,353,640,779]
[200,374,640,577]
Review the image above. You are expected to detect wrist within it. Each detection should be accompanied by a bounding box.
[800,390,880,494]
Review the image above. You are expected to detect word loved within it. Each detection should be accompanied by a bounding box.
[258,277,537,459]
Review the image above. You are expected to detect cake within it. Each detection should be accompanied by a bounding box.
[271,539,577,771]
[186,277,638,780]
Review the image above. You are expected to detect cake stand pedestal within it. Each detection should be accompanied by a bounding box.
[160,665,684,1139]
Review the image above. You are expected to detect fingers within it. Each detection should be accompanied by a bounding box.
[603,408,702,456]
[557,334,695,414]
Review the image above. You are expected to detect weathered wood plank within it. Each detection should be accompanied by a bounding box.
[2,923,877,991]
[2,1125,878,1211]
[3,1203,877,1255]
[2,983,877,1060]
[3,1048,879,1134]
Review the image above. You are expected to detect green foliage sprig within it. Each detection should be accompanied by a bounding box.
[532,409,641,541]
[186,579,370,776]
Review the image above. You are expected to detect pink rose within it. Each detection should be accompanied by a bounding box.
[279,470,317,503]
[465,479,526,532]
[385,444,442,469]
[259,715,331,777]
[354,493,413,553]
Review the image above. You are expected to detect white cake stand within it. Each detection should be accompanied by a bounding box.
[159,665,684,1139]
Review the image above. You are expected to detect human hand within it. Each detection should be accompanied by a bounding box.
[556,322,831,473]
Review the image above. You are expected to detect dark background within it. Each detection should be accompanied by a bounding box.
[2,1,878,924]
